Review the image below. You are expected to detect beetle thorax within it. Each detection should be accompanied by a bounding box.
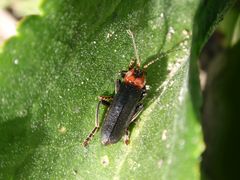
[124,68,146,89]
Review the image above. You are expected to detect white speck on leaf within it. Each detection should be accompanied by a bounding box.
[106,30,115,40]
[182,29,188,35]
[166,143,171,149]
[158,159,164,168]
[178,86,185,103]
[162,129,168,141]
[58,125,67,134]
[101,155,109,167]
[17,109,28,117]
[179,139,185,150]
[14,59,19,64]
[167,26,175,40]
[182,29,190,39]
[167,158,172,165]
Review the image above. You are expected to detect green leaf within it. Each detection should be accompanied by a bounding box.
[0,0,232,179]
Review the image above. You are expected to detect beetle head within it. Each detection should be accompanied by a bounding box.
[124,68,146,89]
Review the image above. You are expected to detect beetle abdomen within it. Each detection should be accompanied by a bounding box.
[101,82,143,145]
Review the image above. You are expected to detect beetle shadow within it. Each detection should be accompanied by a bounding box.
[144,55,169,105]
[128,51,169,134]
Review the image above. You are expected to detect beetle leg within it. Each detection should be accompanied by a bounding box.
[138,86,148,101]
[123,104,144,145]
[141,91,147,100]
[82,101,101,147]
[119,70,127,78]
[124,128,130,145]
[98,96,113,106]
[82,96,113,147]
[130,104,144,123]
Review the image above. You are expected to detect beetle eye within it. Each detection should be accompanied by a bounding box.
[134,69,143,77]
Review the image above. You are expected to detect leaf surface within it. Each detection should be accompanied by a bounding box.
[0,0,209,179]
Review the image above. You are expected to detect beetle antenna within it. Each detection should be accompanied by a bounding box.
[127,29,141,68]
[143,44,186,69]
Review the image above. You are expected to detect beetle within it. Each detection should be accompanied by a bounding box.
[82,30,180,146]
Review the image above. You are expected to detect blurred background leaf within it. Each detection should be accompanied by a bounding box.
[200,2,240,180]
[0,0,40,17]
